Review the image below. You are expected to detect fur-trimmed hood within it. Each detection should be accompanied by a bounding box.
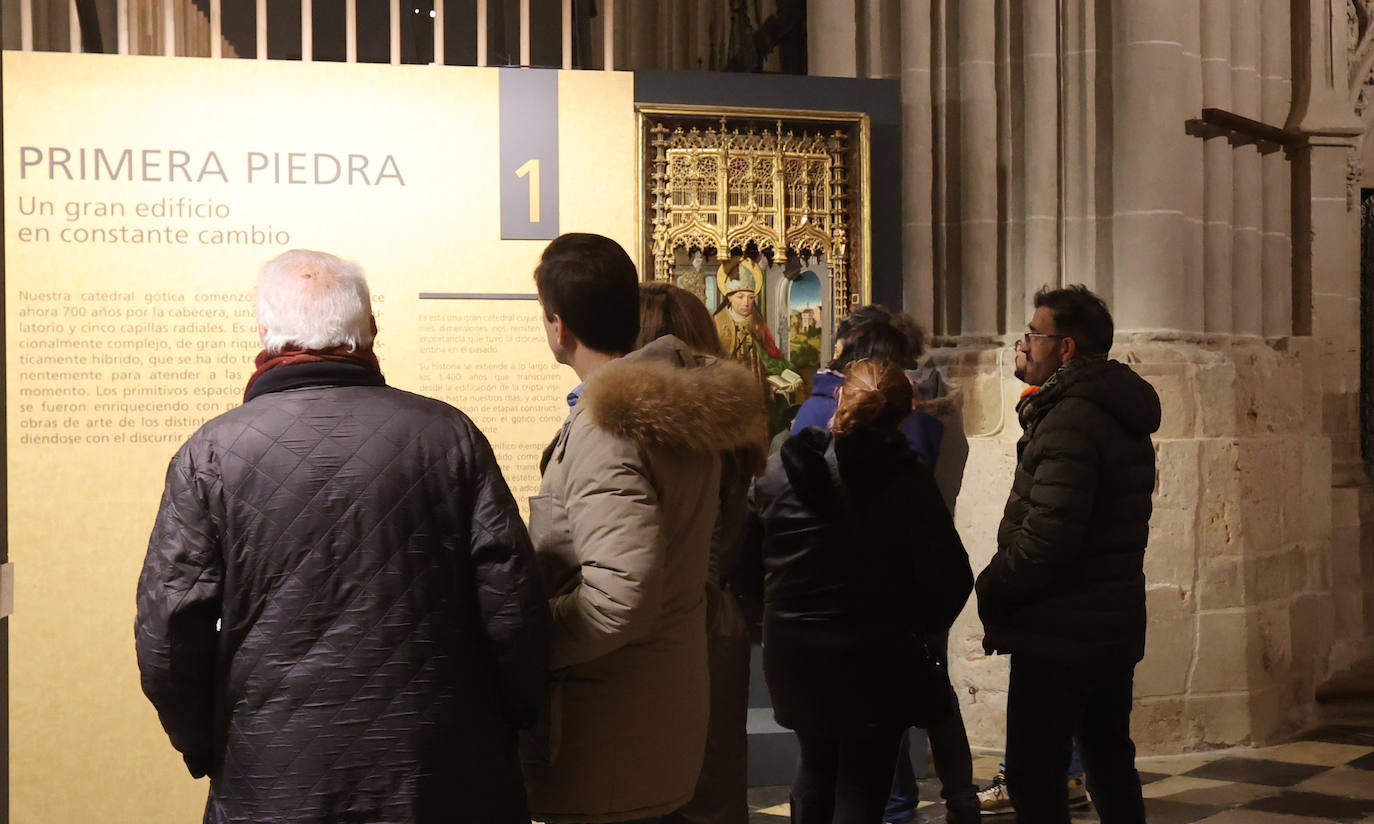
[527,332,744,821]
[580,335,769,472]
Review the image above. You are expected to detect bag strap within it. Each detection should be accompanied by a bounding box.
[823,437,857,524]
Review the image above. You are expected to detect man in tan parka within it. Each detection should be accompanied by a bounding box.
[523,234,762,823]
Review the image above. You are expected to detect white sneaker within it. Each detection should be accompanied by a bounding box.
[977,773,1013,816]
[977,773,1091,815]
[1067,776,1091,809]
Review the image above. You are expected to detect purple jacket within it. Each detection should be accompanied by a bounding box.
[791,369,945,469]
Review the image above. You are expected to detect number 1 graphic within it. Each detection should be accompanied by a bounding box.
[516,158,541,223]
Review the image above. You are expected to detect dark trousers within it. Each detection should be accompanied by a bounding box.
[885,688,979,823]
[792,726,905,824]
[663,632,751,824]
[1004,656,1146,824]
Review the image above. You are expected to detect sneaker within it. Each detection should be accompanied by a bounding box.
[977,772,1014,816]
[1067,776,1091,809]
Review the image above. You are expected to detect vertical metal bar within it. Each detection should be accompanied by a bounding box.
[346,0,357,62]
[210,0,222,58]
[476,0,487,66]
[561,0,571,68]
[302,0,312,60]
[69,0,82,51]
[117,0,129,53]
[390,0,400,64]
[129,0,140,53]
[603,0,614,69]
[519,0,530,65]
[163,0,175,55]
[256,0,267,58]
[20,0,33,51]
[433,0,444,64]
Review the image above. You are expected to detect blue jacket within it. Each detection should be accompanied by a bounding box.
[791,369,945,469]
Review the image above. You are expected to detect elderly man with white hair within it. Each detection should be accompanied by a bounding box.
[135,249,550,824]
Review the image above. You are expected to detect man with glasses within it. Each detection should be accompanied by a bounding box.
[975,285,1159,824]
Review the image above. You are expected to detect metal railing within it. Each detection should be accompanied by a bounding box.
[10,0,614,68]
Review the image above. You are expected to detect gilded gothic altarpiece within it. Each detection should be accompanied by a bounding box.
[638,106,871,423]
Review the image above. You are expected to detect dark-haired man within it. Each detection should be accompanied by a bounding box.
[523,233,762,823]
[975,285,1160,824]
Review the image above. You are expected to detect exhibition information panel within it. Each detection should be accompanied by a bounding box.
[3,51,636,824]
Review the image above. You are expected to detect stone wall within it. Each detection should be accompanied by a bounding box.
[800,0,1374,755]
[935,335,1363,753]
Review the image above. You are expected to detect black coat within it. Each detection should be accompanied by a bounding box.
[976,356,1161,667]
[743,427,973,736]
[135,361,551,824]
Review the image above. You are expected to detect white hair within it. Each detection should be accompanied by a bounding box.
[256,249,374,353]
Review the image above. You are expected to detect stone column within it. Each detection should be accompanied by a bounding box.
[997,0,1024,329]
[1060,0,1083,286]
[900,0,935,325]
[610,0,628,70]
[1303,138,1362,475]
[1020,0,1058,320]
[807,0,857,77]
[859,0,900,79]
[693,0,713,71]
[931,0,954,334]
[26,0,72,51]
[958,0,999,336]
[661,0,683,70]
[1231,0,1264,336]
[1287,0,1365,478]
[1111,0,1202,331]
[626,0,659,70]
[1260,0,1292,336]
[1288,0,1370,678]
[1202,0,1234,333]
[1180,0,1206,315]
[1063,0,1109,293]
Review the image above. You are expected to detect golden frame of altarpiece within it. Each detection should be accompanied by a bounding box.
[637,105,871,421]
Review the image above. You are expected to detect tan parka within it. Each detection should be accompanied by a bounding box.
[523,335,764,823]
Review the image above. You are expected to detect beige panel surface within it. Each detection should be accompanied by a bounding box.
[3,51,636,824]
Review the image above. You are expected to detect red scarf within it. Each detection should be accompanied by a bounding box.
[243,345,381,400]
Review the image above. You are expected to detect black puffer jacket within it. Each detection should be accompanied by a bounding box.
[135,361,550,824]
[976,356,1161,667]
[743,427,973,736]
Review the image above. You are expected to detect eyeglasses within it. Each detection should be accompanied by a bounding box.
[1012,331,1066,350]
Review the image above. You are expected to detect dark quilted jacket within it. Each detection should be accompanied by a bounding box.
[976,356,1160,667]
[135,361,550,824]
[743,427,973,736]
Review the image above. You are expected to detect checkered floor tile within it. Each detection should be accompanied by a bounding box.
[746,720,1374,823]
